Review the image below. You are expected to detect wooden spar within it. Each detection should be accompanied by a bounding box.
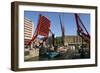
[77,14,90,37]
[74,13,90,43]
[59,15,65,46]
[49,29,55,47]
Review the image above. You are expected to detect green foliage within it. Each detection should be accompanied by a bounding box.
[55,37,63,46]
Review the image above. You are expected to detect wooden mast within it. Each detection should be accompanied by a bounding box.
[59,14,65,46]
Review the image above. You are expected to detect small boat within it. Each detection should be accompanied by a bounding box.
[46,51,60,59]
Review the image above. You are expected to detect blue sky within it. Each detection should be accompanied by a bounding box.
[24,11,90,37]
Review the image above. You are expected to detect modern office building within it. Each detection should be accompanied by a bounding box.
[24,18,39,61]
[24,18,33,45]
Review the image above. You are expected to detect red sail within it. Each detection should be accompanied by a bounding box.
[37,15,51,36]
[27,14,51,45]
